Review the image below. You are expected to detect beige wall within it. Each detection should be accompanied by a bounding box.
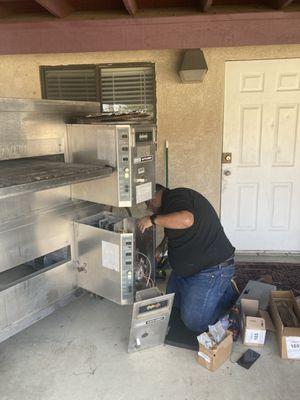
[1,45,300,211]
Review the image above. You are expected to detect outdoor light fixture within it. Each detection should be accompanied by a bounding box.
[179,49,208,83]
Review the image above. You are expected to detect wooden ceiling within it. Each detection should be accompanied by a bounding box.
[0,1,299,54]
[0,0,299,19]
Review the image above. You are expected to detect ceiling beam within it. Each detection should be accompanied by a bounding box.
[200,0,213,12]
[0,5,12,18]
[0,11,300,55]
[265,0,295,9]
[35,0,73,18]
[122,0,138,16]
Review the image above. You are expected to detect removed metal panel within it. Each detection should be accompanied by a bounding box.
[128,289,174,352]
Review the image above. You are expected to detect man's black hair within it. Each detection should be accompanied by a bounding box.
[155,183,166,193]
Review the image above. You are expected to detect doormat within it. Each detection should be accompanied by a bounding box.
[165,307,198,351]
[235,262,300,296]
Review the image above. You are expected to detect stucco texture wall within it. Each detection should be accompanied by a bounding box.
[0,45,300,211]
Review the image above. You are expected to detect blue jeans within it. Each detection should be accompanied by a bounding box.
[166,260,237,333]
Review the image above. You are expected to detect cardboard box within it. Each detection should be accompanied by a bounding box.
[197,331,233,372]
[237,280,276,311]
[241,299,275,346]
[270,291,300,360]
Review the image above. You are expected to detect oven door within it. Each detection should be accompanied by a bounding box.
[74,213,134,305]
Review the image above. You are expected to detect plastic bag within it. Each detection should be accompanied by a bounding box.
[197,332,215,350]
[219,314,230,331]
[208,321,226,344]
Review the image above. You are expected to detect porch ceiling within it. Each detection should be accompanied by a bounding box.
[0,0,299,54]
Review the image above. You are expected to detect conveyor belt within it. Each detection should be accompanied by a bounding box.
[0,159,113,199]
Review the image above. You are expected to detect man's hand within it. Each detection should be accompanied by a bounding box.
[137,216,153,233]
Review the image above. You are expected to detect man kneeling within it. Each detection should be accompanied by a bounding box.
[138,184,237,333]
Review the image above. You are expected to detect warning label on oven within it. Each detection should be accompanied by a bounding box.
[134,155,153,164]
[136,182,152,203]
[101,241,120,272]
[145,316,165,325]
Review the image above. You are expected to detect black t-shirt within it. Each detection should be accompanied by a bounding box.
[160,188,235,277]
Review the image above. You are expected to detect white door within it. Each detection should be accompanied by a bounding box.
[221,59,300,252]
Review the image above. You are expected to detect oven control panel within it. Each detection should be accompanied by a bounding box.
[117,127,131,203]
[121,235,134,303]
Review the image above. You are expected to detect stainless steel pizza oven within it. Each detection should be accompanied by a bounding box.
[74,211,156,305]
[0,98,171,353]
[66,123,156,207]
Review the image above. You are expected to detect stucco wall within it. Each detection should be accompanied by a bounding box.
[0,45,300,211]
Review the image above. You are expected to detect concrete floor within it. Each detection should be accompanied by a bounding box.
[0,294,300,400]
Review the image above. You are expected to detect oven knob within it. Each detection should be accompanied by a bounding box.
[127,271,132,279]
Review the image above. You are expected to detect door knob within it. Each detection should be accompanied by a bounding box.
[224,170,231,176]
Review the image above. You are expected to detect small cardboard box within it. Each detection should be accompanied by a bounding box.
[269,291,300,360]
[241,299,274,346]
[197,331,233,372]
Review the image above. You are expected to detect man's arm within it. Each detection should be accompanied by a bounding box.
[138,211,194,233]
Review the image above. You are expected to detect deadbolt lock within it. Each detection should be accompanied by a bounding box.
[77,262,87,273]
[222,152,232,163]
